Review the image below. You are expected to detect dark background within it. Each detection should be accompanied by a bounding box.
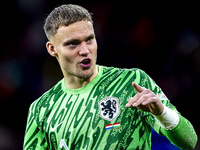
[0,1,200,149]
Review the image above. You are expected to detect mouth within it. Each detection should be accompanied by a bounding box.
[79,58,92,68]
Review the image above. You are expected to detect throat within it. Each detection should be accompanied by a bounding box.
[64,76,90,89]
[64,65,99,89]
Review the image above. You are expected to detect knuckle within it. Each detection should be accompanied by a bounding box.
[150,97,158,102]
[142,95,148,99]
[148,97,155,102]
[145,89,152,93]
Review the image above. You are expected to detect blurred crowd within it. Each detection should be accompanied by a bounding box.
[0,1,200,149]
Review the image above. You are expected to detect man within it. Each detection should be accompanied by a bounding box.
[23,4,197,150]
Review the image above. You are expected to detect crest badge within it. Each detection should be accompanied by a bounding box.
[98,97,120,121]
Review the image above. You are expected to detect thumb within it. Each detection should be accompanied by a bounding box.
[132,82,145,93]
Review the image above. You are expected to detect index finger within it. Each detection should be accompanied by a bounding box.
[132,82,146,93]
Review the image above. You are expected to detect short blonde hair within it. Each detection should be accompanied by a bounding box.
[43,4,93,40]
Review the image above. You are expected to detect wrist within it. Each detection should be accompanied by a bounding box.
[153,105,180,130]
[153,103,164,115]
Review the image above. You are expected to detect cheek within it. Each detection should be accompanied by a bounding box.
[62,55,74,65]
[90,40,98,55]
[94,39,98,49]
[57,49,75,65]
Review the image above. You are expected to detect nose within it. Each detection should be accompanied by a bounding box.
[79,42,89,56]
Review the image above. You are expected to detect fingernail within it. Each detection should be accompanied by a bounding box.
[132,103,137,107]
[126,103,131,107]
[142,102,146,105]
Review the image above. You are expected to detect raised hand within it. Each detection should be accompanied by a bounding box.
[126,82,164,115]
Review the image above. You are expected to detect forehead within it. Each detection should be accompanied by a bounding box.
[53,21,94,43]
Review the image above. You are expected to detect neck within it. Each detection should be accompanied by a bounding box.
[64,65,98,89]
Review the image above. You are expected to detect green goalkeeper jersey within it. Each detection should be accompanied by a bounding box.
[23,66,197,150]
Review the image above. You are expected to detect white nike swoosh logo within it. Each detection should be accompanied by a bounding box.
[51,121,64,132]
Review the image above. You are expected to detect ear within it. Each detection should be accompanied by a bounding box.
[46,41,57,57]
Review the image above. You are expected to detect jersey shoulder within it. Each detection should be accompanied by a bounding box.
[28,79,64,119]
[101,65,142,75]
[100,66,147,88]
[34,79,63,102]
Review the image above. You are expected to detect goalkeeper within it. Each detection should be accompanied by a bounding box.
[23,4,197,150]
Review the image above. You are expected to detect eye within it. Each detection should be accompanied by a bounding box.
[66,40,80,49]
[86,36,94,44]
[69,41,79,46]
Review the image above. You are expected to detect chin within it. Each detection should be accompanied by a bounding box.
[78,65,96,79]
[77,72,94,79]
[77,68,94,78]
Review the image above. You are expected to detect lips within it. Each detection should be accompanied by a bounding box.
[79,58,92,68]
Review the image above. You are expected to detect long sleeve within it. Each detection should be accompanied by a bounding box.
[23,104,47,150]
[138,69,198,149]
[159,114,197,149]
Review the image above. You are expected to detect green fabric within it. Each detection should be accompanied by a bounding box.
[23,66,197,150]
[160,114,197,149]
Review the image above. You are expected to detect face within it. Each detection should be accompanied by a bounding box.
[47,21,97,80]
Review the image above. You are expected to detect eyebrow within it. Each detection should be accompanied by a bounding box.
[62,33,95,46]
[63,39,80,46]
